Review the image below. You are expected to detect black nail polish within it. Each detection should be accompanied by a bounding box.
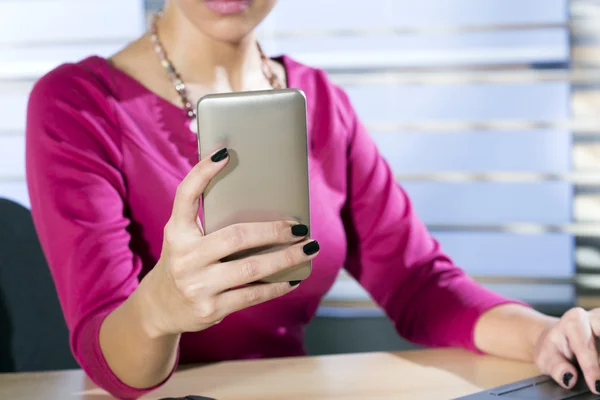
[562,372,573,387]
[291,224,308,237]
[303,240,320,255]
[596,380,600,393]
[289,280,301,286]
[211,148,228,162]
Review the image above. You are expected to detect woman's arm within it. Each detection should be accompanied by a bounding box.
[26,65,179,398]
[333,85,526,350]
[475,304,600,395]
[330,81,600,393]
[474,304,557,361]
[98,274,181,390]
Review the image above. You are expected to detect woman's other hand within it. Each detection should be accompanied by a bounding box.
[535,307,600,394]
[139,148,319,338]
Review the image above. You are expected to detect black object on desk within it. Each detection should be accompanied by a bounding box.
[455,374,599,399]
[160,396,217,400]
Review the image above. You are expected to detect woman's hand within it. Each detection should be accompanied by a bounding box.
[535,307,600,393]
[140,148,319,338]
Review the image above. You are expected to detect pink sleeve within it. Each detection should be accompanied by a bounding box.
[25,65,177,399]
[337,89,528,352]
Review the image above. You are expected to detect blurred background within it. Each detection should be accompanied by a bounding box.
[0,0,599,365]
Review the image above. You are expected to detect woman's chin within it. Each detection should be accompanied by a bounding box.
[202,21,257,44]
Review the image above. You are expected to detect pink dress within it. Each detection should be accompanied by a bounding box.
[25,55,521,399]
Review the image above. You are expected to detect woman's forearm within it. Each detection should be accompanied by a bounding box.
[99,271,180,390]
[473,304,558,362]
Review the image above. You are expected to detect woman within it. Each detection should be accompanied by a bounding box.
[25,0,600,398]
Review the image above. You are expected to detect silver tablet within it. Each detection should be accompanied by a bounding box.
[196,89,312,283]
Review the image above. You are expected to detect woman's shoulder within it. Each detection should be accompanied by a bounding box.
[26,56,124,153]
[32,56,117,102]
[28,56,122,129]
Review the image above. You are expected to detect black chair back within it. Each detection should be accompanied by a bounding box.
[0,198,77,372]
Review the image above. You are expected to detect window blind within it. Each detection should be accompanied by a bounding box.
[150,0,599,315]
[0,0,146,207]
[254,0,590,315]
[571,0,600,309]
[1,0,598,316]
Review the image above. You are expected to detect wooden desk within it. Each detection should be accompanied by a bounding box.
[0,349,540,400]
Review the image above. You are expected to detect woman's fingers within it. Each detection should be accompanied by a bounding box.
[215,281,299,317]
[562,308,600,393]
[202,220,310,263]
[541,349,579,390]
[209,239,319,291]
[170,147,229,230]
[588,309,600,338]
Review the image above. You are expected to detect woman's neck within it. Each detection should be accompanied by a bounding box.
[157,3,264,92]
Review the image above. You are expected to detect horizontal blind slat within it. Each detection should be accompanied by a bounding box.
[261,29,569,69]
[261,0,568,31]
[0,0,145,45]
[403,182,571,225]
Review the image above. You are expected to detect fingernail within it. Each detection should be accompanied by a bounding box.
[596,380,600,393]
[291,224,308,237]
[562,372,573,387]
[289,280,301,287]
[211,148,228,162]
[303,240,320,255]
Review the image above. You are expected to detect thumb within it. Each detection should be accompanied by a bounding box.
[170,147,229,230]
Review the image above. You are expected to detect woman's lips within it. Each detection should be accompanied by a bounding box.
[203,0,251,15]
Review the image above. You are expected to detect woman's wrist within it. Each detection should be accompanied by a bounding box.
[506,307,557,362]
[131,265,178,340]
[527,313,559,359]
[475,304,558,361]
[99,267,181,391]
[504,306,557,361]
